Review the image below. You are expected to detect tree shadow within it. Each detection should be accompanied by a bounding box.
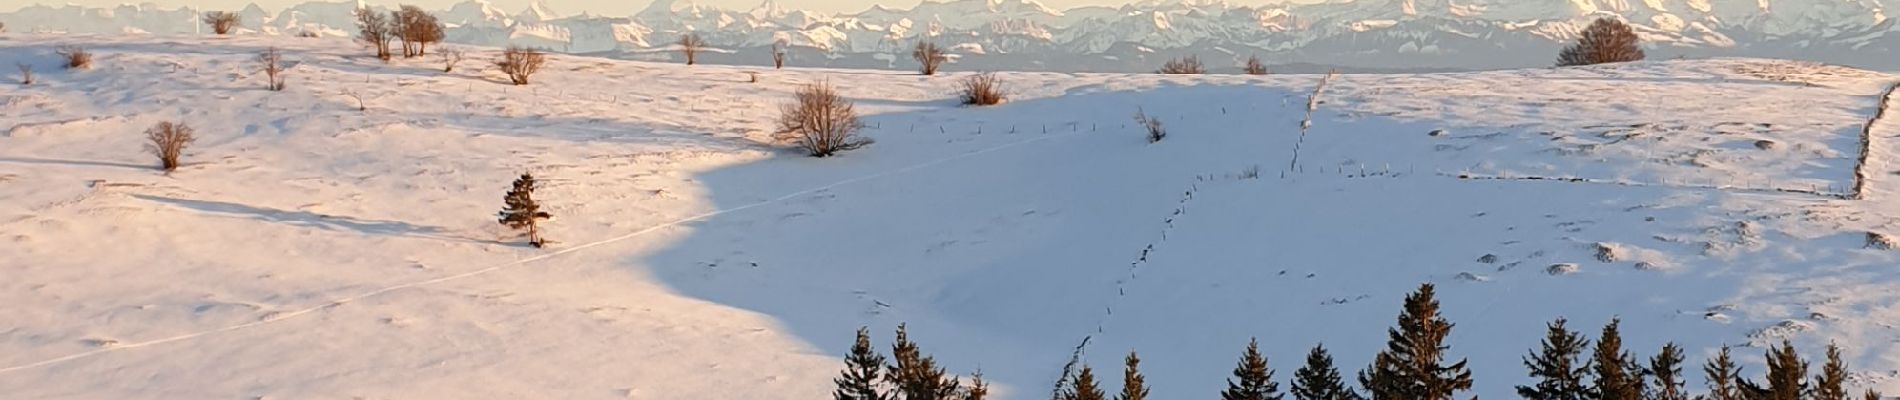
[132,194,508,246]
[0,156,148,170]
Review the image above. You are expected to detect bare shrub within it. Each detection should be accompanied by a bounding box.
[201,11,241,35]
[1557,18,1644,66]
[913,41,945,76]
[771,43,786,69]
[496,46,545,85]
[1156,55,1203,74]
[296,31,320,38]
[145,121,195,172]
[393,6,443,58]
[1244,55,1268,75]
[57,46,91,69]
[16,63,31,85]
[679,33,705,65]
[439,48,465,72]
[259,47,286,91]
[775,81,869,157]
[1133,108,1165,143]
[342,89,372,111]
[355,6,394,60]
[957,72,1005,106]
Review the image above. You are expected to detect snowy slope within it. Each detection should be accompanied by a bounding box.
[3,34,1900,399]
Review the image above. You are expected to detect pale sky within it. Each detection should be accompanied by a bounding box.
[9,0,1304,16]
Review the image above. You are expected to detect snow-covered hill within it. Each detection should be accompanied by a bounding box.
[3,0,1899,72]
[3,34,1900,399]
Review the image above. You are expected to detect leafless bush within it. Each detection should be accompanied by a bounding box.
[145,121,195,172]
[1244,55,1268,75]
[57,46,91,69]
[201,11,240,35]
[259,47,286,91]
[913,41,945,75]
[1557,18,1644,66]
[771,43,786,69]
[496,46,545,85]
[679,33,705,65]
[296,31,320,38]
[355,6,394,60]
[394,6,443,58]
[775,81,869,157]
[1134,108,1165,143]
[439,48,465,72]
[1157,55,1203,74]
[16,63,30,85]
[957,72,1005,106]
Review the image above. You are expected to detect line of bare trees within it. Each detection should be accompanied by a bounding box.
[353,6,442,61]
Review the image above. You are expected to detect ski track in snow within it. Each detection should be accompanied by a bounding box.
[0,128,1087,375]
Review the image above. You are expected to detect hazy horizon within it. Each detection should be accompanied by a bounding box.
[7,0,1318,15]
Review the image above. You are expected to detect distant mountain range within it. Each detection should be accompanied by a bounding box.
[3,0,1897,72]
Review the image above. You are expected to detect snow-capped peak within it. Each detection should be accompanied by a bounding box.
[515,0,560,23]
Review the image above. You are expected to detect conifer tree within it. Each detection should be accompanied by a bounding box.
[1862,389,1881,400]
[835,327,890,400]
[1063,365,1107,400]
[497,172,552,247]
[1517,318,1590,400]
[1703,346,1744,400]
[1292,344,1360,400]
[1589,318,1646,400]
[1224,338,1282,400]
[886,324,960,400]
[1648,343,1687,400]
[1759,340,1808,400]
[1814,343,1849,400]
[963,371,989,400]
[1117,351,1149,400]
[1357,283,1472,400]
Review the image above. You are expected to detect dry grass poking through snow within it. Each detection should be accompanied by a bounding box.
[958,73,1006,106]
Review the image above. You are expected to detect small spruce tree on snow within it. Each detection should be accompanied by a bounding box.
[1117,351,1149,400]
[1863,389,1882,400]
[1704,346,1745,400]
[1814,343,1849,400]
[836,327,890,400]
[1517,318,1590,400]
[1357,283,1472,400]
[886,324,960,400]
[1648,343,1687,400]
[497,172,552,247]
[1224,338,1282,400]
[963,371,989,400]
[1063,365,1107,400]
[1589,318,1646,400]
[1755,340,1808,400]
[1291,344,1360,400]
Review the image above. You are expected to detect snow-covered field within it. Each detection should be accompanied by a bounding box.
[3,34,1899,399]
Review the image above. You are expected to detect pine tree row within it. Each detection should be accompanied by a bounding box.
[834,283,1885,400]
